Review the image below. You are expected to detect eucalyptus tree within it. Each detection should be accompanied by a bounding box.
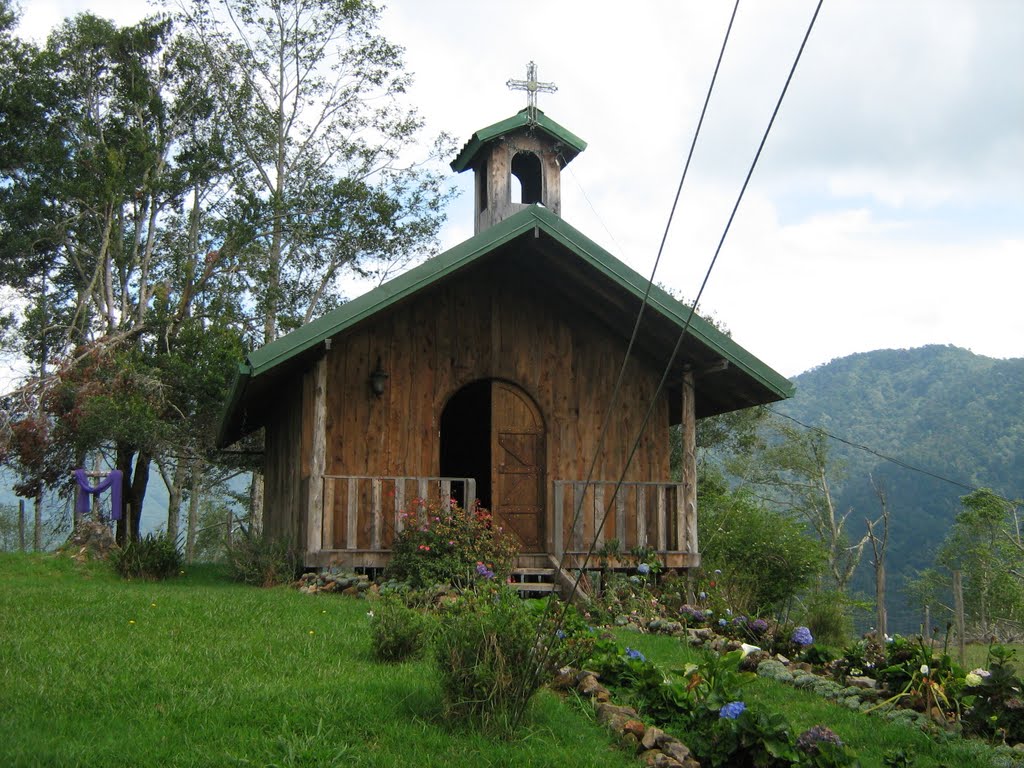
[730,417,868,593]
[176,0,454,343]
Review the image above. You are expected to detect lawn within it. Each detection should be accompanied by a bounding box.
[613,630,1022,768]
[0,553,636,768]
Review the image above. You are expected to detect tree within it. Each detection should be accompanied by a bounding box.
[177,0,454,343]
[730,416,868,593]
[865,476,890,640]
[697,467,825,615]
[934,489,1024,635]
[0,10,243,544]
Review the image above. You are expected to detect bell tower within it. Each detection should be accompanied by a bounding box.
[450,63,587,235]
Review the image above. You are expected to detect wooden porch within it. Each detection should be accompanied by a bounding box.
[304,475,699,571]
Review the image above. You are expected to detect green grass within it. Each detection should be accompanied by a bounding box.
[0,553,636,768]
[614,631,1020,768]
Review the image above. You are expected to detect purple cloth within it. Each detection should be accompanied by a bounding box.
[74,469,123,521]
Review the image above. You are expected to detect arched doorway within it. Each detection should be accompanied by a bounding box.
[440,379,546,552]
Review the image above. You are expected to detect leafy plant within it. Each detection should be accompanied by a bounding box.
[369,598,432,662]
[432,587,545,731]
[962,645,1024,744]
[111,533,181,580]
[226,526,301,587]
[386,499,518,589]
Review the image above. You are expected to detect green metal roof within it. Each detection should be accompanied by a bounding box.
[217,205,794,446]
[450,108,588,173]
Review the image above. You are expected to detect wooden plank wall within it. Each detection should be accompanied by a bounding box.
[304,253,671,551]
[263,383,305,545]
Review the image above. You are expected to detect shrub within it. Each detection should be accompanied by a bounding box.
[386,499,519,589]
[432,588,543,730]
[370,598,432,662]
[799,591,852,648]
[962,645,1024,744]
[111,533,181,580]
[227,526,301,586]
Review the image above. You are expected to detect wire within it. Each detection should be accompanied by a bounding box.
[767,408,1021,505]
[512,0,831,729]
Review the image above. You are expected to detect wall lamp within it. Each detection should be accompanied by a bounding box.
[369,356,388,398]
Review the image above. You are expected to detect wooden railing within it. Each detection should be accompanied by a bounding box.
[319,475,476,551]
[551,480,697,564]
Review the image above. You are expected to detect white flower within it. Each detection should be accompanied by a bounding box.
[367,610,375,618]
[920,664,930,676]
[740,643,761,658]
[970,668,991,678]
[965,673,983,687]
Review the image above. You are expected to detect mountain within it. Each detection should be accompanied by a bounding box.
[776,345,1024,633]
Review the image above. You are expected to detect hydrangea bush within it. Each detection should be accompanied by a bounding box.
[385,499,519,589]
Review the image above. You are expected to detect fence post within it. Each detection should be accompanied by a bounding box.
[923,604,930,642]
[952,570,966,665]
[18,499,26,552]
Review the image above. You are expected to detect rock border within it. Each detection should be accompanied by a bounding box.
[552,667,701,768]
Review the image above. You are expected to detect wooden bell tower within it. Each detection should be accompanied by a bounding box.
[449,62,588,235]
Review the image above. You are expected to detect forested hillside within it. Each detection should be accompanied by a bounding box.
[776,345,1024,632]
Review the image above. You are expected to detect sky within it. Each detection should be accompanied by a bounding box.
[14,0,1024,378]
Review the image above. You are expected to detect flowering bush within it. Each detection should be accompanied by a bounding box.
[385,499,519,589]
[962,645,1024,744]
[792,626,814,647]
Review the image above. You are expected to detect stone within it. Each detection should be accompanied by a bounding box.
[622,719,646,739]
[847,675,878,689]
[658,737,693,764]
[595,702,638,732]
[641,725,666,751]
[551,667,577,691]
[577,674,603,696]
[775,653,791,665]
[342,586,360,597]
[639,751,683,768]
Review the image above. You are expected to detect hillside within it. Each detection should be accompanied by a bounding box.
[776,345,1024,632]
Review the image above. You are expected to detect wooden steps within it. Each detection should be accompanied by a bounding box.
[509,566,558,595]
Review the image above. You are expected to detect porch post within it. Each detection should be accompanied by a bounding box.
[307,357,327,554]
[681,370,698,554]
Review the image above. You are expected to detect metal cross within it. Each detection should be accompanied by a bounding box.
[506,61,557,123]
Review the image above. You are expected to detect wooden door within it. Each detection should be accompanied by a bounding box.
[491,381,545,552]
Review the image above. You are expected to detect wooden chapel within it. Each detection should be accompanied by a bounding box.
[217,102,794,586]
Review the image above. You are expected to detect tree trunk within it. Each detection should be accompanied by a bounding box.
[876,561,887,641]
[248,471,264,536]
[185,458,203,564]
[166,459,184,545]
[115,444,152,545]
[33,485,42,551]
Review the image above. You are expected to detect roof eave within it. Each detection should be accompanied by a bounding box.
[450,109,587,173]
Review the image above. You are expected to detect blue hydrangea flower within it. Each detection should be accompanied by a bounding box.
[718,618,727,627]
[555,629,566,640]
[637,563,651,575]
[625,647,646,662]
[791,626,814,646]
[475,562,494,579]
[719,701,746,719]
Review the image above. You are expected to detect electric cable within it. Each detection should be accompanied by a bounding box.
[513,0,833,726]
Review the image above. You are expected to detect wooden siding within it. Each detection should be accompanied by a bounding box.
[305,252,671,547]
[263,381,305,545]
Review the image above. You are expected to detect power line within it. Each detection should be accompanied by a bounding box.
[518,0,827,722]
[514,2,748,725]
[768,408,1020,505]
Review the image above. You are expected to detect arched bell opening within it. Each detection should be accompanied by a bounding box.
[511,151,543,205]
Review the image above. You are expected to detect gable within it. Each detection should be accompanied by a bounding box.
[217,205,794,447]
